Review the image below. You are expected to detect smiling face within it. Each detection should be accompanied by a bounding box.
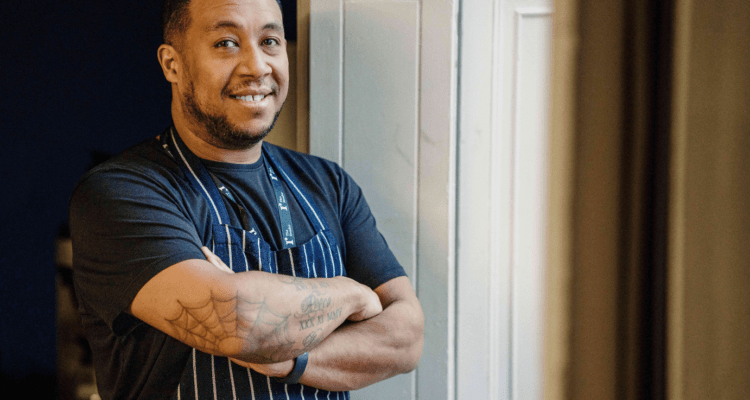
[166,0,288,151]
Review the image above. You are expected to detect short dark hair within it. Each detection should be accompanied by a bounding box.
[161,0,192,47]
[161,0,283,47]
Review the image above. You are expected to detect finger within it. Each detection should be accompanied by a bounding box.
[201,246,234,273]
[201,246,222,261]
[201,246,215,260]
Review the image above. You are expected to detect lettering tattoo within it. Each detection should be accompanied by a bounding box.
[279,275,310,291]
[327,307,342,321]
[299,317,316,330]
[298,294,332,316]
[278,275,315,292]
[284,278,346,334]
[302,328,324,350]
[278,275,330,292]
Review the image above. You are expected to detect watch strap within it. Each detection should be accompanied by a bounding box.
[276,352,309,384]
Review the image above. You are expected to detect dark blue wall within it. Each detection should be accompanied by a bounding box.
[0,0,295,392]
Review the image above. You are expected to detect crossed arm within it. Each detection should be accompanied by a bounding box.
[296,275,423,391]
[229,273,423,391]
[129,247,423,389]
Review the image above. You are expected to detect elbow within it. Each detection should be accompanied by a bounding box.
[401,326,424,373]
[393,310,424,374]
[395,342,422,375]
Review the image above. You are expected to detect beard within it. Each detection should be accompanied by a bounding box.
[181,80,283,151]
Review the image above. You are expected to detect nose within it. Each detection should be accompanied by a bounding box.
[238,44,272,78]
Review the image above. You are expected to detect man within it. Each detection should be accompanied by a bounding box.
[68,0,424,398]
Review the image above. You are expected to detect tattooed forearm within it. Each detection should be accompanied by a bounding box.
[279,275,310,291]
[302,328,324,350]
[326,307,342,321]
[278,275,330,292]
[165,278,353,362]
[297,294,332,317]
[166,291,295,362]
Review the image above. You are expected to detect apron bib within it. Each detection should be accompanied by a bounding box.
[162,129,350,400]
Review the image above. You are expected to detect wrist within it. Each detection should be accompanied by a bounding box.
[275,352,309,384]
[272,359,295,378]
[331,276,366,316]
[348,279,370,311]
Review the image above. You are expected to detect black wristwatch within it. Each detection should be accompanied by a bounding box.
[275,352,309,384]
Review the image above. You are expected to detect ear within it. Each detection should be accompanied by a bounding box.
[157,44,181,84]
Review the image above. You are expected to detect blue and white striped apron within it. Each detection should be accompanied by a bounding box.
[162,129,350,400]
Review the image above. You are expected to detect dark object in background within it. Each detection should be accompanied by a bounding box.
[57,223,99,400]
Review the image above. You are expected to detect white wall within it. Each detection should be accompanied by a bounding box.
[309,1,552,398]
[310,2,456,398]
[457,1,551,399]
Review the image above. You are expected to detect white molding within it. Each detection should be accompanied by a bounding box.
[456,0,503,399]
[509,7,552,400]
[515,7,553,17]
[309,0,344,164]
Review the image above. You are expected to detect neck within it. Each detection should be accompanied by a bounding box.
[172,109,263,165]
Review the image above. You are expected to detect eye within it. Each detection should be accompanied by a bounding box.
[215,40,238,48]
[261,38,281,47]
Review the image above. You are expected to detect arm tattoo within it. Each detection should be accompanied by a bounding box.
[166,292,295,362]
[278,275,328,291]
[166,277,349,360]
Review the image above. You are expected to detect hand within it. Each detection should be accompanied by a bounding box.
[347,283,383,321]
[230,357,294,378]
[201,246,234,274]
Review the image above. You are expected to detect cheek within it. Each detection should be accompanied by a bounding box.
[271,57,290,84]
[280,61,290,86]
[192,61,233,94]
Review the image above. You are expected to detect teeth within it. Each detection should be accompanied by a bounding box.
[235,94,266,102]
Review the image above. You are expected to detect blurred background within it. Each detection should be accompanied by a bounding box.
[0,1,297,398]
[0,0,747,399]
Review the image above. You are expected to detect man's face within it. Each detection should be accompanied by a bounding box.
[177,0,288,149]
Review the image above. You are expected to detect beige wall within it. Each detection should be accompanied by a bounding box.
[264,41,299,151]
[669,0,750,399]
[546,0,627,397]
[547,0,750,399]
[266,0,310,154]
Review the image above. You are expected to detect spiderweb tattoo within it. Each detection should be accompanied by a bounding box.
[166,293,295,362]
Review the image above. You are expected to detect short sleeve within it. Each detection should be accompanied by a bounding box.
[336,169,406,289]
[69,163,206,335]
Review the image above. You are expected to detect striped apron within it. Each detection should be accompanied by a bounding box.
[162,129,350,400]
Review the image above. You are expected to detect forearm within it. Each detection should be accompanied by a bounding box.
[130,259,380,364]
[288,277,424,390]
[297,277,424,391]
[222,271,365,364]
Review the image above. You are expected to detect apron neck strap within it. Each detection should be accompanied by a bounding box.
[162,127,232,225]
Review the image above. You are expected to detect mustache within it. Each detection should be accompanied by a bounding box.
[224,79,279,95]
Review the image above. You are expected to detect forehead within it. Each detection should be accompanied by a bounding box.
[188,0,283,32]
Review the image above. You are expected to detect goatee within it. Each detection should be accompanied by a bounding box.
[182,82,283,151]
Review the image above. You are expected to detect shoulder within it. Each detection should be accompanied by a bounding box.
[68,135,206,235]
[71,136,186,203]
[263,143,370,224]
[263,143,358,195]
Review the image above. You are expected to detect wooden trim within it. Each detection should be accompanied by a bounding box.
[545,0,578,398]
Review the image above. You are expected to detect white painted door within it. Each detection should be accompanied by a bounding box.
[309,0,552,398]
[456,0,552,399]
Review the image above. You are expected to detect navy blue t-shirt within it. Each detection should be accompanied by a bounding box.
[69,130,405,399]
